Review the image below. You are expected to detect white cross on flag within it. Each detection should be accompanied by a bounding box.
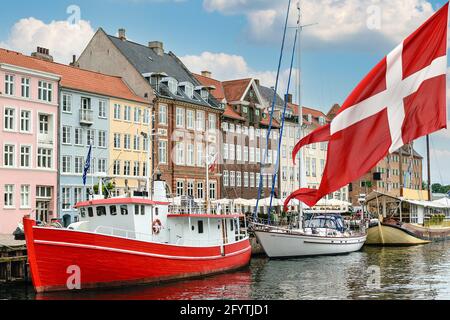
[285,3,448,209]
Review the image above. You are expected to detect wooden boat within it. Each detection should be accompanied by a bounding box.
[23,177,251,293]
[366,221,430,246]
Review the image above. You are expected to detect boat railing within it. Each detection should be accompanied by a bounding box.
[169,204,242,216]
[94,226,155,242]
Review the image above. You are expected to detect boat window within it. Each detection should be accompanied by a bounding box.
[230,219,234,231]
[96,206,107,217]
[155,208,159,216]
[80,208,86,218]
[120,205,128,215]
[88,207,94,217]
[198,221,204,234]
[191,225,195,231]
[110,205,117,216]
[141,205,145,215]
[135,205,140,215]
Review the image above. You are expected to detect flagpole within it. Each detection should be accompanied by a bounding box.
[426,135,432,201]
[91,137,94,200]
[206,143,210,215]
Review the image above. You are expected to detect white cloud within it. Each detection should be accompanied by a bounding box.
[0,17,95,64]
[203,0,436,50]
[180,51,299,100]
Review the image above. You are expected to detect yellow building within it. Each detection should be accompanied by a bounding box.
[109,97,152,195]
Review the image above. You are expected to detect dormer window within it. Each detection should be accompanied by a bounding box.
[319,116,326,125]
[201,89,209,101]
[178,82,194,99]
[308,114,313,123]
[161,77,178,95]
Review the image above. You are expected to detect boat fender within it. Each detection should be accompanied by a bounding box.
[152,219,162,235]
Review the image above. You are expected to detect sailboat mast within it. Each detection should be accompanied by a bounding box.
[297,0,304,227]
[426,134,432,201]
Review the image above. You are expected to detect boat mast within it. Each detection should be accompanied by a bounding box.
[297,0,304,228]
[426,134,432,201]
[206,143,210,215]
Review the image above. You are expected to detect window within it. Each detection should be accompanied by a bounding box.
[75,128,83,145]
[87,129,95,146]
[175,142,184,165]
[38,81,52,102]
[159,105,167,124]
[62,126,71,144]
[143,162,147,177]
[75,156,84,174]
[134,107,141,123]
[124,134,131,150]
[4,145,14,167]
[20,185,30,208]
[113,160,121,175]
[197,144,204,167]
[37,148,52,169]
[198,220,204,234]
[167,78,178,94]
[133,135,140,151]
[81,97,91,110]
[143,109,150,124]
[312,158,317,177]
[306,157,311,176]
[176,181,184,196]
[124,161,131,176]
[244,146,249,162]
[159,141,167,164]
[187,143,194,166]
[209,182,216,200]
[114,104,121,120]
[256,148,261,163]
[99,100,107,118]
[223,143,229,160]
[229,144,235,161]
[187,181,194,197]
[236,144,242,162]
[244,172,249,187]
[186,110,195,129]
[250,173,255,188]
[5,75,14,95]
[176,107,184,128]
[249,147,255,163]
[4,107,15,131]
[124,106,131,121]
[62,156,71,173]
[196,111,205,131]
[120,205,128,215]
[62,94,72,113]
[98,159,107,174]
[39,115,49,134]
[21,78,30,98]
[114,133,121,149]
[223,171,229,187]
[109,205,117,216]
[197,182,204,199]
[98,130,107,148]
[36,186,52,199]
[20,110,31,132]
[208,114,216,131]
[230,171,235,187]
[4,185,14,208]
[62,187,71,210]
[20,146,31,168]
[133,161,140,176]
[237,172,242,187]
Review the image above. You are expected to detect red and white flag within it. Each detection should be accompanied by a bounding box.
[208,153,218,173]
[285,3,448,210]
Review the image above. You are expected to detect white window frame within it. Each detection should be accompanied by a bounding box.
[20,145,32,168]
[5,75,14,96]
[21,77,30,98]
[3,144,15,167]
[20,185,31,209]
[4,107,15,131]
[4,184,15,208]
[38,81,52,102]
[20,109,31,133]
[62,93,72,113]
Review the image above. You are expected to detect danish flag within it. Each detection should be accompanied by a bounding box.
[285,3,448,210]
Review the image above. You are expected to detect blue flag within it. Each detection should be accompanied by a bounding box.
[83,145,92,186]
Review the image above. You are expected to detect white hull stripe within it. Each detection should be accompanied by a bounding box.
[34,240,251,261]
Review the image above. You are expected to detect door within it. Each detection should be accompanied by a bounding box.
[36,201,50,223]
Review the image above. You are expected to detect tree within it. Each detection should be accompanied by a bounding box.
[93,182,115,198]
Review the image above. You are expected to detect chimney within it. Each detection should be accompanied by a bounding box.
[70,55,79,67]
[31,47,53,62]
[254,79,260,86]
[118,28,126,41]
[201,70,212,78]
[285,93,293,103]
[148,41,164,56]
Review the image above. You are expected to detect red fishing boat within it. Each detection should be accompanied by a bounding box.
[23,176,251,293]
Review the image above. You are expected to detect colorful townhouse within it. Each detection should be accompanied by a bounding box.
[195,72,281,206]
[0,48,60,234]
[77,28,223,203]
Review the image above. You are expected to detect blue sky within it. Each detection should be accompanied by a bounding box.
[1,0,449,184]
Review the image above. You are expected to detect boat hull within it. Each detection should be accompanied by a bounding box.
[254,230,366,258]
[366,223,431,246]
[23,218,251,293]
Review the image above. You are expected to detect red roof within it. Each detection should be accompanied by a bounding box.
[222,78,252,102]
[0,48,148,104]
[287,102,330,127]
[194,73,226,101]
[223,105,245,121]
[260,116,280,128]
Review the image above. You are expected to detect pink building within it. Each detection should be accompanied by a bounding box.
[0,49,60,234]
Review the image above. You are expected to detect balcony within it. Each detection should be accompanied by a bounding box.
[79,109,94,125]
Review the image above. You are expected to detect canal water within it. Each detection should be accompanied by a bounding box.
[2,242,450,300]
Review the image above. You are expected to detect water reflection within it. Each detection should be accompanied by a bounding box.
[3,243,450,300]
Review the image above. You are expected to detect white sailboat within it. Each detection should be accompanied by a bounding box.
[252,0,367,258]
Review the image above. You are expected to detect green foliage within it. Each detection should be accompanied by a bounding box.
[93,182,115,198]
[432,183,450,194]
